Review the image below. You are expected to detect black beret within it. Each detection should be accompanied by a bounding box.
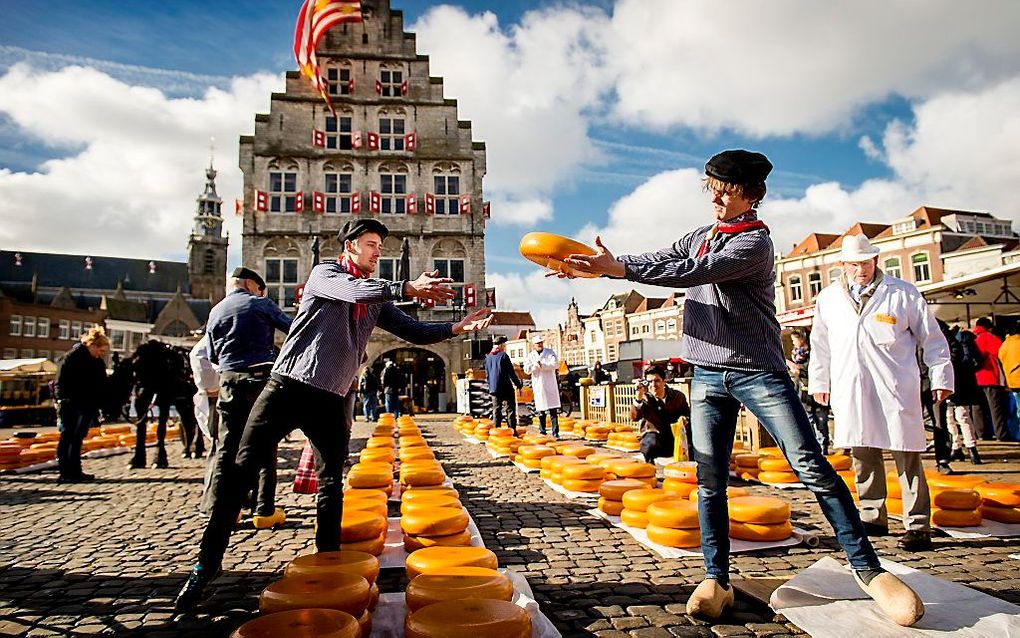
[338,219,389,244]
[705,149,773,184]
[231,266,265,290]
[493,335,507,345]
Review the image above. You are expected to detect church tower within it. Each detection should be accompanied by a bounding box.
[187,159,229,303]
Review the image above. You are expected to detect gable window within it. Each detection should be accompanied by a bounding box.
[325,172,354,213]
[911,252,931,283]
[379,118,405,151]
[884,257,902,279]
[789,275,803,303]
[325,116,353,150]
[265,258,300,310]
[432,258,464,307]
[808,272,822,298]
[379,69,403,97]
[269,171,298,213]
[434,175,460,215]
[380,174,407,214]
[326,67,351,97]
[9,315,21,337]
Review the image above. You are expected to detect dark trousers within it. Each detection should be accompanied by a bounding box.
[198,375,353,570]
[132,387,167,465]
[538,410,559,437]
[361,393,378,422]
[640,431,674,463]
[974,386,1011,441]
[384,390,400,417]
[57,403,96,477]
[922,394,952,464]
[491,391,518,429]
[801,391,831,454]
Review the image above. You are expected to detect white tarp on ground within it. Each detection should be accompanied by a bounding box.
[770,556,1020,637]
[542,478,599,500]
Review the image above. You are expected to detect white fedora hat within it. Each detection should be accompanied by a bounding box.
[531,334,545,344]
[839,234,880,262]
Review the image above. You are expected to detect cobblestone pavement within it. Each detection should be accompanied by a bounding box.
[1,415,1019,637]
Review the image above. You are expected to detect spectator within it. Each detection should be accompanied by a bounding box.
[630,364,690,461]
[943,323,984,463]
[591,360,610,385]
[381,360,404,417]
[358,367,379,422]
[997,324,1020,441]
[788,329,830,454]
[55,326,109,483]
[972,317,1010,441]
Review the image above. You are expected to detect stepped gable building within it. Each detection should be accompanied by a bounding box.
[238,0,489,410]
[0,164,227,359]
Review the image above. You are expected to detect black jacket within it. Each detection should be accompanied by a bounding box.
[55,343,107,412]
[948,327,982,406]
[381,365,404,392]
[485,350,522,395]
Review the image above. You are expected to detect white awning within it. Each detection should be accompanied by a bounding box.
[0,358,58,374]
[918,261,1020,324]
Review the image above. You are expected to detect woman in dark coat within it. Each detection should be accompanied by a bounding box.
[55,326,109,482]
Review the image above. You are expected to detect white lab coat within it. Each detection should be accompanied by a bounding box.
[523,347,561,412]
[189,335,220,441]
[808,273,953,452]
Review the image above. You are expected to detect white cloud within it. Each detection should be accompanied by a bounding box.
[487,194,553,226]
[0,63,280,261]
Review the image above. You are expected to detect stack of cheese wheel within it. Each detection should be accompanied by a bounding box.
[547,440,575,455]
[558,461,606,493]
[405,566,514,613]
[930,489,983,527]
[607,430,640,451]
[230,609,361,638]
[559,416,577,432]
[606,459,657,487]
[584,423,613,441]
[598,478,646,516]
[544,455,583,483]
[728,441,744,474]
[621,488,673,529]
[284,550,381,620]
[401,495,471,551]
[400,460,446,489]
[453,416,475,435]
[18,448,42,468]
[732,452,761,481]
[757,453,799,484]
[0,442,22,471]
[28,441,57,462]
[662,462,698,497]
[343,488,389,519]
[688,485,749,505]
[561,443,597,459]
[405,546,499,580]
[514,444,556,469]
[260,571,372,635]
[645,499,701,547]
[976,482,1020,524]
[341,508,388,556]
[587,452,624,468]
[472,422,492,441]
[522,433,555,446]
[728,496,792,541]
[405,598,531,638]
[347,459,394,496]
[486,428,521,456]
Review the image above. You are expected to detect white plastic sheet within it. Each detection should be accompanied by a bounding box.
[541,478,599,500]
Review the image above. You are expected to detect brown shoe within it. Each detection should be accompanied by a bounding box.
[853,571,924,626]
[685,579,734,619]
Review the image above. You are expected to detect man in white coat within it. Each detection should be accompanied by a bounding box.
[524,335,561,438]
[809,234,953,552]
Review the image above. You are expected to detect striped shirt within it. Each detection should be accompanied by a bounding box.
[272,261,455,396]
[618,223,786,372]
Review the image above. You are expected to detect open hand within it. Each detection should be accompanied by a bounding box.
[812,392,829,406]
[562,236,626,278]
[453,308,494,335]
[405,270,456,303]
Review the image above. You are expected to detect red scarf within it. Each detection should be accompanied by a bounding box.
[340,255,369,321]
[696,212,768,257]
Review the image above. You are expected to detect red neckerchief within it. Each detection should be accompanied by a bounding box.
[696,210,768,257]
[340,255,368,321]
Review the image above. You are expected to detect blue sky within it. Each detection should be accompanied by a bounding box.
[1,1,1018,326]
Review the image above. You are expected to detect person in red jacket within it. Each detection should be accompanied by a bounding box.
[971,317,1011,441]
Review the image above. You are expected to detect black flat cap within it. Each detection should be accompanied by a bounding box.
[338,219,389,244]
[705,149,773,184]
[493,335,507,345]
[232,266,265,290]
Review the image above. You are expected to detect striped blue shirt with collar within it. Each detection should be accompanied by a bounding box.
[272,260,455,396]
[616,219,787,372]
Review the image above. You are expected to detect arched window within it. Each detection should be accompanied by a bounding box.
[808,272,822,298]
[884,257,902,279]
[911,252,931,282]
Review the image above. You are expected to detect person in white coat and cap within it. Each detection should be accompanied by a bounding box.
[809,234,954,552]
[524,334,561,437]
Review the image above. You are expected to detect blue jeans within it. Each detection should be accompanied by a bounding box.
[362,394,378,422]
[690,367,880,581]
[384,391,400,417]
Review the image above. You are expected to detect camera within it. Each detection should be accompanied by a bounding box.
[636,379,649,388]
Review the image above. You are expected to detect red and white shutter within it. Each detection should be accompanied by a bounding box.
[234,198,243,216]
[312,129,326,148]
[464,283,477,308]
[369,191,381,213]
[347,77,355,94]
[352,131,362,149]
[401,80,408,96]
[351,192,362,213]
[424,193,435,215]
[312,191,325,213]
[367,132,379,151]
[255,190,268,212]
[406,194,417,214]
[294,192,305,213]
[404,132,417,151]
[459,194,471,215]
[375,79,382,95]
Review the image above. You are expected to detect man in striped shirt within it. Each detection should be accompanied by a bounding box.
[176,218,492,611]
[563,150,925,627]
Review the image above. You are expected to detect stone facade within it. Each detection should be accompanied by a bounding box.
[187,164,229,304]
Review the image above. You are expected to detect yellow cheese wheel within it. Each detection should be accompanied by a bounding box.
[358,610,371,636]
[688,486,750,503]
[259,573,370,617]
[400,494,462,512]
[561,463,605,480]
[599,479,647,500]
[369,582,379,610]
[400,459,443,471]
[401,507,470,536]
[341,511,387,543]
[538,455,570,470]
[662,479,697,497]
[932,508,982,527]
[405,567,514,612]
[738,468,760,481]
[351,461,394,474]
[646,500,700,529]
[343,488,388,503]
[980,505,1020,524]
[604,458,641,474]
[622,488,673,513]
[758,447,784,457]
[517,445,556,459]
[826,454,852,471]
[341,532,386,556]
[284,551,380,585]
[401,468,447,487]
[885,479,902,499]
[366,437,395,449]
[399,435,428,448]
[887,498,904,516]
[539,468,554,479]
[932,489,982,511]
[522,434,555,445]
[646,523,701,547]
[347,471,393,489]
[548,457,585,473]
[597,497,625,516]
[402,485,459,501]
[728,496,790,524]
[400,448,436,462]
[343,499,388,518]
[514,455,543,468]
[758,471,800,484]
[610,462,657,479]
[405,598,531,638]
[403,529,474,552]
[758,457,793,472]
[975,482,1020,508]
[620,509,649,528]
[489,427,515,438]
[230,609,361,638]
[360,449,396,465]
[405,547,499,580]
[663,462,698,482]
[733,453,761,468]
[562,445,597,458]
[925,473,986,490]
[729,520,793,541]
[561,478,603,492]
